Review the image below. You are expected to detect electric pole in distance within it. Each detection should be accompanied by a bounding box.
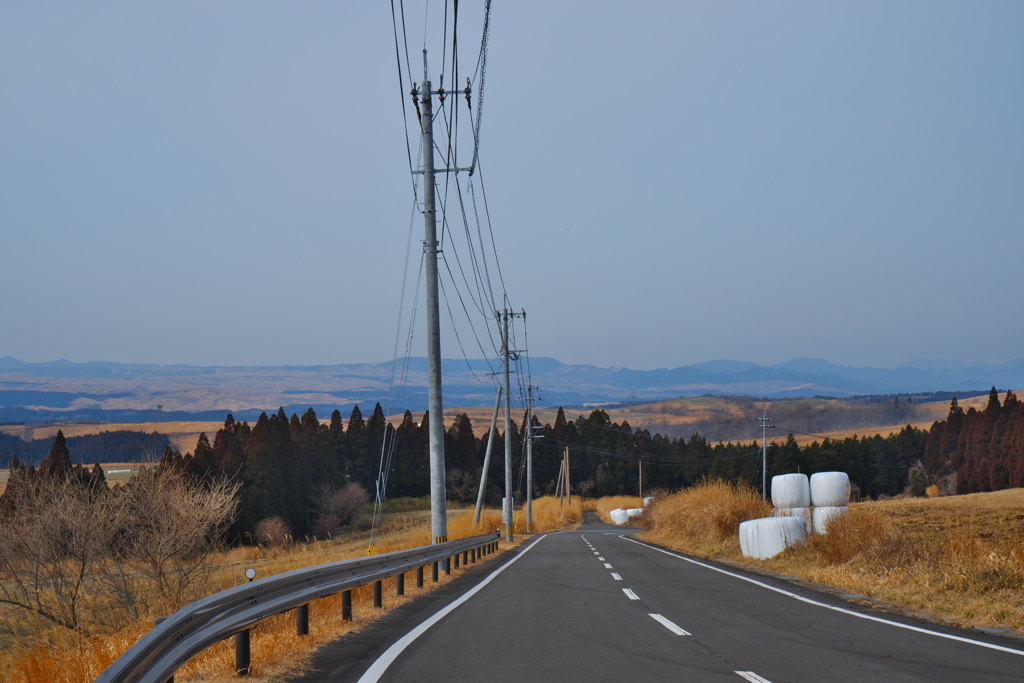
[499,308,526,542]
[757,410,774,502]
[524,383,542,533]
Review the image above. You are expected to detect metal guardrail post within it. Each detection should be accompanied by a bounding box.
[342,589,352,621]
[445,557,452,575]
[96,532,499,683]
[373,580,383,608]
[454,552,460,569]
[397,572,405,596]
[235,629,250,676]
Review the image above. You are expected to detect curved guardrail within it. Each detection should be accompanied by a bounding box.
[95,531,501,683]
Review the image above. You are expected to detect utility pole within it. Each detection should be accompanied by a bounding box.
[566,446,571,506]
[420,55,447,544]
[757,410,774,502]
[473,386,502,526]
[501,309,513,541]
[499,308,526,541]
[525,384,536,533]
[555,456,565,506]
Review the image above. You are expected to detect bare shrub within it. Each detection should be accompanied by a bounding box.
[937,473,957,497]
[0,467,238,634]
[310,483,369,537]
[444,469,475,504]
[256,517,293,550]
[0,477,108,633]
[103,468,239,615]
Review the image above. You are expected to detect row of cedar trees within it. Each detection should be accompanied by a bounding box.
[923,388,1024,493]
[11,389,1017,541]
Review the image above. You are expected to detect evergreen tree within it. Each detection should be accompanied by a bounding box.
[40,430,72,480]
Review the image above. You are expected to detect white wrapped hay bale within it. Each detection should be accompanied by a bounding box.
[812,505,849,534]
[626,508,645,518]
[772,506,811,532]
[739,516,807,559]
[771,473,810,509]
[810,471,850,507]
[609,508,630,525]
[739,520,755,557]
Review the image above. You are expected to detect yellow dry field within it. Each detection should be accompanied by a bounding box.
[640,484,1024,634]
[757,421,940,447]
[0,421,223,455]
[0,390,1004,457]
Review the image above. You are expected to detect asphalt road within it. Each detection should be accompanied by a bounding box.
[297,518,1024,682]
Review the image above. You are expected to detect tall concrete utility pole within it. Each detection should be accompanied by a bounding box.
[526,385,534,533]
[421,63,447,544]
[757,411,774,502]
[501,309,513,541]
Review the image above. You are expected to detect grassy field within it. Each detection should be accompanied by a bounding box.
[638,483,1024,634]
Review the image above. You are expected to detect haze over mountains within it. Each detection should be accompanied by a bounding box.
[0,355,1021,424]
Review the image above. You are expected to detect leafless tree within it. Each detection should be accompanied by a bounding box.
[310,483,369,537]
[0,466,238,633]
[102,468,238,614]
[255,516,293,549]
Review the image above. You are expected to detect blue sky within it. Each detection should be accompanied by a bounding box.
[2,1,1022,371]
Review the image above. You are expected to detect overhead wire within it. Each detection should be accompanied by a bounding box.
[373,0,515,541]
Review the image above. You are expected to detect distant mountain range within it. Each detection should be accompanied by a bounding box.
[0,355,1021,423]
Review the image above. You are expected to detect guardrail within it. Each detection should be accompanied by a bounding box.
[95,531,501,683]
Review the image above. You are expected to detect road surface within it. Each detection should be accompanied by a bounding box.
[297,517,1024,682]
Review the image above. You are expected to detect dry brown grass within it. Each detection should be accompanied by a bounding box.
[592,495,645,523]
[513,495,583,533]
[0,500,580,683]
[638,481,772,556]
[639,485,1024,633]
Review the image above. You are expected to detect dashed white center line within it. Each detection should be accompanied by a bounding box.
[597,556,605,561]
[735,673,772,683]
[593,551,599,555]
[610,573,622,581]
[648,613,690,636]
[622,588,639,600]
[737,671,770,683]
[603,562,613,569]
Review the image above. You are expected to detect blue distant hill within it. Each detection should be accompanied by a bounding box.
[0,355,1021,422]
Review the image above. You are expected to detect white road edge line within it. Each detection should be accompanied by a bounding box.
[622,588,639,600]
[356,536,547,682]
[649,613,690,636]
[611,573,622,581]
[603,562,613,569]
[621,536,1024,658]
[735,672,772,683]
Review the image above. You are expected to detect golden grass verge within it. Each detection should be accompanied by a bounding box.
[0,499,580,683]
[639,485,1024,633]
